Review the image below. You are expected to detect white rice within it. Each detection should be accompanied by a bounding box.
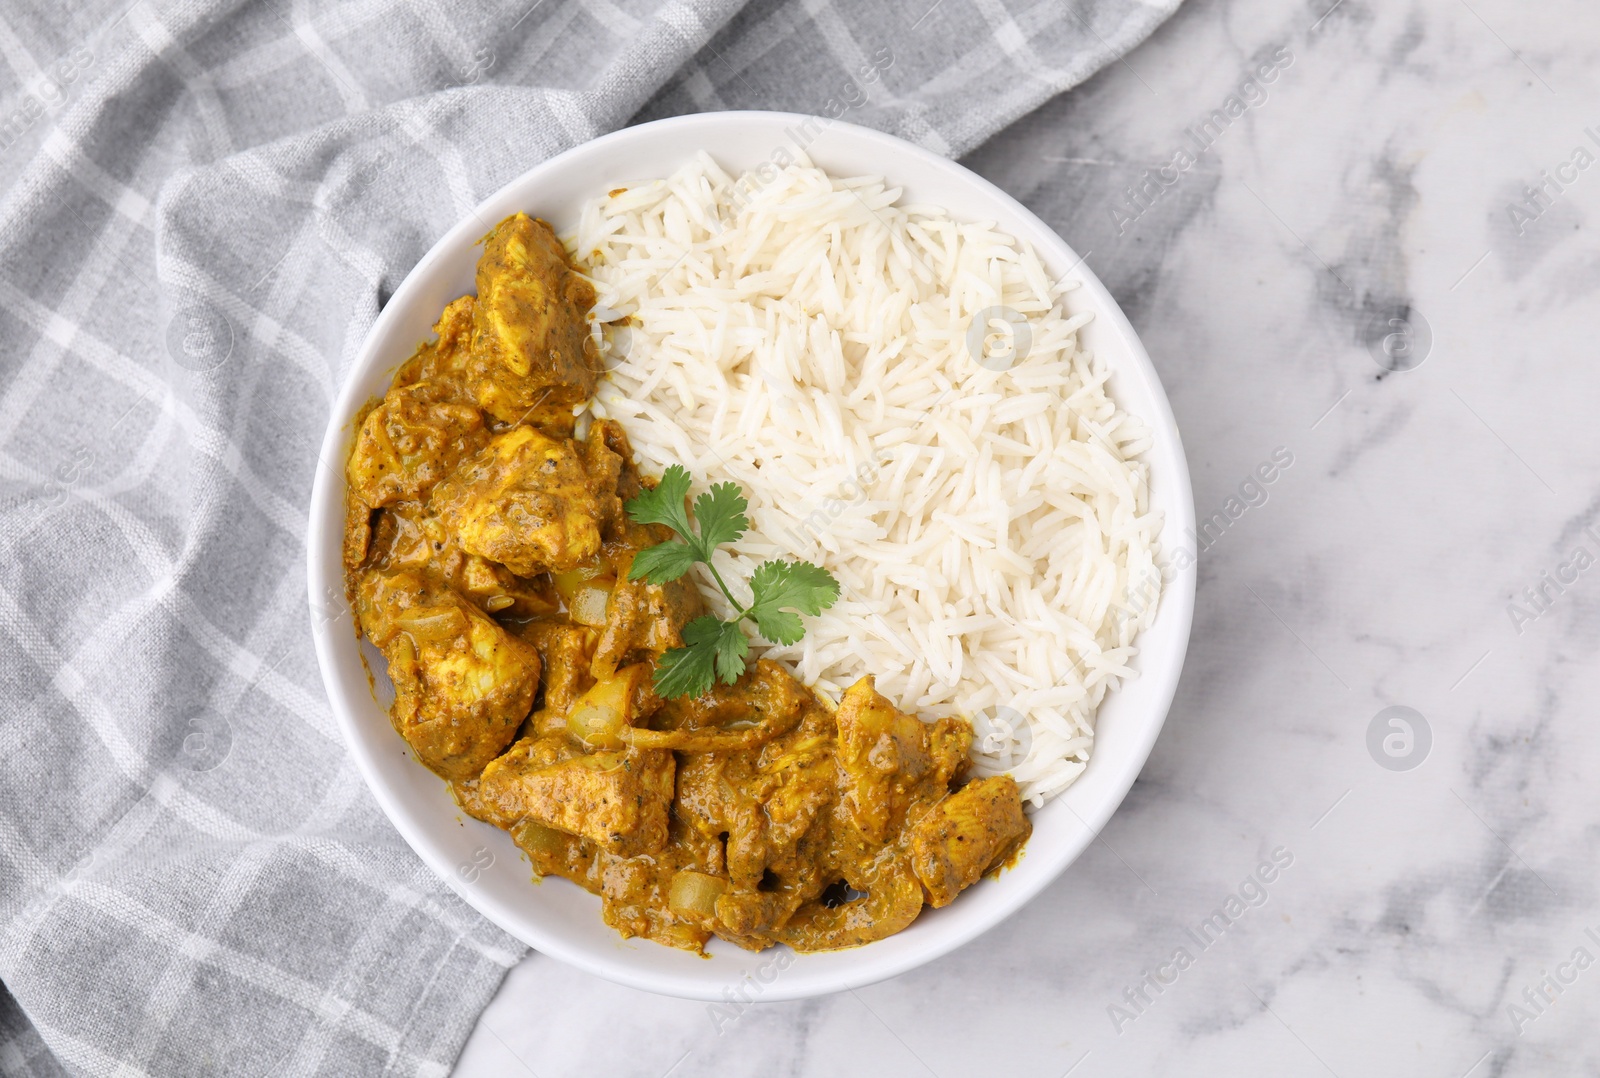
[569,153,1161,805]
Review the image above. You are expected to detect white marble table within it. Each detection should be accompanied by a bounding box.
[457,1,1600,1073]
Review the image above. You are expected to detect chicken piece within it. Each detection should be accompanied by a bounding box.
[423,517,559,619]
[591,520,704,679]
[441,549,557,620]
[580,421,626,506]
[448,778,497,825]
[463,733,576,827]
[833,677,969,844]
[476,733,675,856]
[396,291,582,436]
[908,775,1032,908]
[355,570,541,781]
[357,499,557,621]
[712,813,835,948]
[346,382,489,507]
[512,813,719,954]
[666,667,836,945]
[660,659,815,750]
[769,865,926,953]
[361,501,432,573]
[429,425,622,578]
[755,712,839,869]
[512,811,716,954]
[682,674,942,953]
[469,213,599,422]
[595,828,720,954]
[514,618,598,715]
[676,737,832,897]
[589,419,647,509]
[397,293,476,390]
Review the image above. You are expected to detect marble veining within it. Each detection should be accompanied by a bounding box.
[457,0,1600,1073]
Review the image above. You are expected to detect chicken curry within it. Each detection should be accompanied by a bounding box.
[343,212,1031,953]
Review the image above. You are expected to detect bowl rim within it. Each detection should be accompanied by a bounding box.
[308,109,1195,1001]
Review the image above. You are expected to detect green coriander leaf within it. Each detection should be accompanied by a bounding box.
[746,559,841,646]
[627,540,699,584]
[692,482,750,551]
[651,614,727,699]
[625,465,695,544]
[708,619,750,685]
[633,466,836,685]
[650,646,715,700]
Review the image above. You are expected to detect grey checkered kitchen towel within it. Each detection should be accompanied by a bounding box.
[0,0,1180,1074]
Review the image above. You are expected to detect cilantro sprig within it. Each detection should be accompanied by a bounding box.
[626,465,840,699]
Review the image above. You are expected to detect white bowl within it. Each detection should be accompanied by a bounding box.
[308,111,1195,1002]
